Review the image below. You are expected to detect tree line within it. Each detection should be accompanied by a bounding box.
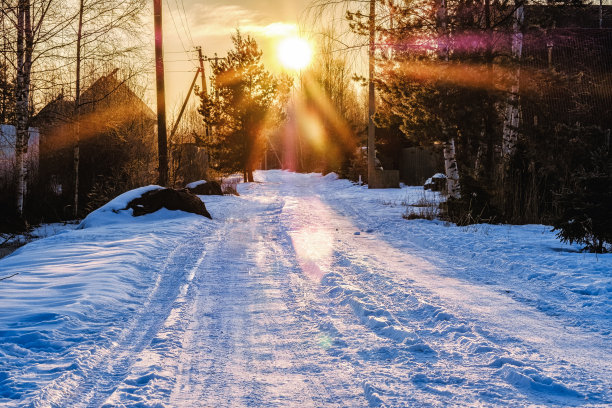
[0,0,609,252]
[306,0,610,251]
[0,0,151,228]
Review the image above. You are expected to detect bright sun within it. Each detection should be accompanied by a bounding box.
[277,37,312,70]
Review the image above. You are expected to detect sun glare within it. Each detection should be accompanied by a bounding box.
[277,37,312,70]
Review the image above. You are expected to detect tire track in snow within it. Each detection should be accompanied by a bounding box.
[280,192,603,406]
[29,223,210,408]
[18,172,608,407]
[178,195,360,407]
[253,209,361,407]
[105,194,348,407]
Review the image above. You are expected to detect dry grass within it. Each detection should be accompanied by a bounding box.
[403,193,440,220]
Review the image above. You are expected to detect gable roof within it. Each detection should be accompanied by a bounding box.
[34,70,155,125]
[79,70,155,121]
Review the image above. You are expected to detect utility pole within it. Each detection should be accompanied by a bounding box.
[154,0,168,186]
[169,67,201,138]
[196,46,210,140]
[196,47,207,98]
[367,0,377,188]
[73,0,84,219]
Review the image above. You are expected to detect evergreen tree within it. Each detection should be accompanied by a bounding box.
[553,146,612,253]
[199,31,290,182]
[364,0,520,217]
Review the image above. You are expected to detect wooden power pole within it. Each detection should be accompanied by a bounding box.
[196,47,207,98]
[154,0,168,186]
[367,0,377,188]
[170,67,201,138]
[196,46,210,140]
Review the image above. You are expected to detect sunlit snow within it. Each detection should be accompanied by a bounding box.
[1,170,610,407]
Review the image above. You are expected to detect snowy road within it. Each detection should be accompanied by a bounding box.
[1,171,610,407]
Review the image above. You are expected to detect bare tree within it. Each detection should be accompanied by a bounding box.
[2,0,76,216]
[296,26,366,173]
[11,0,34,216]
[70,0,147,217]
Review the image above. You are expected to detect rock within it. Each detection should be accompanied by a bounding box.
[126,188,212,219]
[186,180,223,196]
[424,173,447,191]
[185,180,207,189]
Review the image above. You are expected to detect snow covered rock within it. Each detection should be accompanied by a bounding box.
[78,185,214,229]
[322,172,339,181]
[78,185,164,228]
[185,180,207,189]
[424,173,447,191]
[186,180,223,196]
[127,188,212,219]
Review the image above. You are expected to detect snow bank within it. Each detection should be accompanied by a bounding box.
[307,170,611,337]
[0,197,217,404]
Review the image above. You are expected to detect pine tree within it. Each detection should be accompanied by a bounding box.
[553,137,612,253]
[199,31,290,182]
[367,0,522,220]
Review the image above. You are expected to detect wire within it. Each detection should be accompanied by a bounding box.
[175,0,195,50]
[164,0,198,68]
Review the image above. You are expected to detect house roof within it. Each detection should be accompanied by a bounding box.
[34,70,155,125]
[33,97,73,126]
[79,70,155,121]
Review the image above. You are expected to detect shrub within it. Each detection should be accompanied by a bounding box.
[553,148,612,253]
[442,174,498,225]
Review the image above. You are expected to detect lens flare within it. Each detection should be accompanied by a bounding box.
[278,37,312,70]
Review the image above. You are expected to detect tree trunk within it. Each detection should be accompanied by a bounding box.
[15,0,32,217]
[444,138,461,199]
[438,0,459,199]
[73,0,84,219]
[437,0,449,61]
[367,0,376,187]
[1,13,8,123]
[247,169,254,182]
[502,3,524,158]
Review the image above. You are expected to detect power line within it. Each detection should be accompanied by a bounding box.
[164,0,197,68]
[164,59,199,62]
[175,0,195,49]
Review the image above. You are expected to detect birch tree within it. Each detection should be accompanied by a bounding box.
[13,0,33,217]
[2,0,74,216]
[501,2,524,159]
[0,9,14,123]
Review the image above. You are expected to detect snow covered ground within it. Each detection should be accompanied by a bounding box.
[0,170,610,407]
[1,222,79,260]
